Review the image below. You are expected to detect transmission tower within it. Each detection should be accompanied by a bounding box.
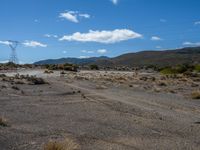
[8,40,19,64]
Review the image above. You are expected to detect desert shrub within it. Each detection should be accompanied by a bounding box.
[45,64,78,72]
[194,65,200,72]
[90,64,99,70]
[0,117,8,127]
[158,81,167,86]
[60,71,66,75]
[160,65,188,75]
[0,74,6,78]
[11,86,20,90]
[62,64,78,72]
[175,65,188,73]
[191,91,200,99]
[160,67,177,75]
[44,70,54,74]
[45,64,58,70]
[145,65,159,71]
[26,76,47,85]
[44,138,79,150]
[5,62,18,68]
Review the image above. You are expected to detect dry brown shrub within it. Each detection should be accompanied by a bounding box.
[44,138,79,150]
[191,91,200,99]
[0,117,8,127]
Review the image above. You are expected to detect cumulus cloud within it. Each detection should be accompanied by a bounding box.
[44,34,58,38]
[59,11,90,23]
[111,0,118,5]
[183,41,200,46]
[151,36,162,41]
[59,29,142,44]
[97,49,107,54]
[0,40,11,45]
[81,50,94,54]
[194,21,200,25]
[23,41,47,48]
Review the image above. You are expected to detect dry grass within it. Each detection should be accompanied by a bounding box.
[0,117,8,127]
[44,138,79,150]
[44,69,54,74]
[191,91,200,99]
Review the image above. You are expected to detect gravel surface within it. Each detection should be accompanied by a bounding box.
[0,69,200,150]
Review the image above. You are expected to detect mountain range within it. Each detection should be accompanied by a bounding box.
[34,47,200,67]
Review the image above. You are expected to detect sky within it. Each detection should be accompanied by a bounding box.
[0,0,200,63]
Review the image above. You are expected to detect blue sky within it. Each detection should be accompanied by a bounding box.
[0,0,200,63]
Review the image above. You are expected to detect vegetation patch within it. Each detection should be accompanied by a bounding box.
[44,69,54,74]
[26,76,47,85]
[0,74,47,85]
[45,63,78,72]
[90,64,99,70]
[159,64,200,75]
[194,65,200,73]
[0,117,8,127]
[44,138,79,150]
[191,91,200,99]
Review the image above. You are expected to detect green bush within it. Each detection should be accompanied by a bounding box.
[160,65,190,75]
[90,64,99,70]
[194,65,200,72]
[44,63,78,72]
[160,67,177,75]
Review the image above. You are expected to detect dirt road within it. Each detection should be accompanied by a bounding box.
[0,70,200,149]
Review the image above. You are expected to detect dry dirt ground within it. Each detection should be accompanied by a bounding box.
[0,69,200,150]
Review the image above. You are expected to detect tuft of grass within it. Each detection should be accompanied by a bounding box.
[0,117,8,127]
[191,91,200,99]
[44,69,54,74]
[44,138,79,150]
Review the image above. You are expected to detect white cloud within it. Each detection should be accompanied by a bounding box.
[60,29,142,44]
[194,21,200,25]
[183,41,200,46]
[59,11,90,23]
[0,40,11,45]
[97,49,107,54]
[62,51,67,54]
[23,41,47,48]
[44,34,58,38]
[111,0,118,5]
[81,50,94,54]
[156,46,162,49]
[151,36,162,41]
[79,14,90,19]
[79,56,90,59]
[0,60,9,64]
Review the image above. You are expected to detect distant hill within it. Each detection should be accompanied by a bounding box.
[34,47,200,67]
[34,56,109,65]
